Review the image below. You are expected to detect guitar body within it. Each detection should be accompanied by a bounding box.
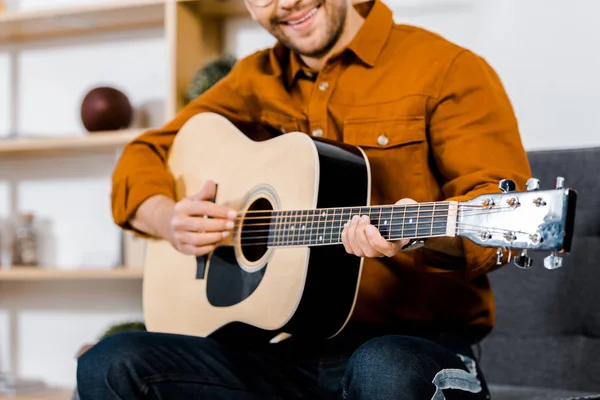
[143,112,371,341]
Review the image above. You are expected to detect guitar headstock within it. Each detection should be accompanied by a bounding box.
[457,177,577,270]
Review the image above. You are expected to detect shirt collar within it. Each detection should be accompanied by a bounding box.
[269,0,393,85]
[347,0,394,67]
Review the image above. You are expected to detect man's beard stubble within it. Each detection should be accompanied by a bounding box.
[269,0,347,59]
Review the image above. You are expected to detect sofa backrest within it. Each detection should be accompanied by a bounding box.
[480,146,600,392]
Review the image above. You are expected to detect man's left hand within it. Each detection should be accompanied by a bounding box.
[341,198,416,258]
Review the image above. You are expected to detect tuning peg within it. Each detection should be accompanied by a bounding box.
[544,252,563,269]
[499,179,516,193]
[513,250,533,269]
[555,177,565,189]
[526,178,540,191]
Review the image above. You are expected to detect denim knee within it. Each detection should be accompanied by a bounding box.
[342,335,472,400]
[76,331,152,398]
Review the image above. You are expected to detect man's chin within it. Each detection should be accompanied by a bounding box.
[288,40,333,59]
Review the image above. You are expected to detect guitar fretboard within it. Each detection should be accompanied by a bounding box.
[257,203,450,248]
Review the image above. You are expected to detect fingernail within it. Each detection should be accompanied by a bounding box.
[352,215,359,221]
[222,231,230,238]
[361,215,369,222]
[227,210,237,219]
[226,221,234,229]
[366,225,374,236]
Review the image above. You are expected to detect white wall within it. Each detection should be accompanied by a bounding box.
[0,0,598,391]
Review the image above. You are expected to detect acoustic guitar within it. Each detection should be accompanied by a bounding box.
[142,112,577,342]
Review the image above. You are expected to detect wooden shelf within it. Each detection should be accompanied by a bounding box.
[0,0,246,44]
[0,387,73,400]
[0,267,144,281]
[0,129,145,156]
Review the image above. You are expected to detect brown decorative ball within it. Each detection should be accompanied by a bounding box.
[81,87,133,132]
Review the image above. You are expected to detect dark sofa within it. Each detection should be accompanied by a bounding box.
[480,146,600,400]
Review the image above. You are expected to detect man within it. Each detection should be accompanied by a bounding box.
[77,0,531,398]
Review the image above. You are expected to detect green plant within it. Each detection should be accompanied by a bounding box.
[98,321,146,341]
[185,53,237,104]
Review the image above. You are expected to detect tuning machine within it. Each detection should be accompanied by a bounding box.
[544,252,563,269]
[526,178,540,191]
[555,176,565,189]
[513,249,533,269]
[498,179,516,193]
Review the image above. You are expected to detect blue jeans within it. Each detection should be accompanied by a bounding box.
[76,326,490,399]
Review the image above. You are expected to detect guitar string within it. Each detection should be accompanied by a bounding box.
[235,202,496,215]
[234,224,532,244]
[234,204,497,220]
[227,226,530,247]
[229,208,516,230]
[230,206,515,224]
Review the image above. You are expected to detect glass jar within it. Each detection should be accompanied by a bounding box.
[11,212,38,267]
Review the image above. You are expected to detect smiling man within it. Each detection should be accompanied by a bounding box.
[76,0,531,398]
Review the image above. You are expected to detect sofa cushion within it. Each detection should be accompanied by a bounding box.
[489,384,600,400]
[480,147,600,392]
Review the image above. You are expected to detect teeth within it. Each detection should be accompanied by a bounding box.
[288,7,318,25]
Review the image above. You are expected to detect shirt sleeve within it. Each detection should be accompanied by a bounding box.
[423,49,533,278]
[111,61,256,235]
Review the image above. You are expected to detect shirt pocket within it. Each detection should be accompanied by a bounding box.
[259,110,302,135]
[342,116,426,149]
[342,116,429,202]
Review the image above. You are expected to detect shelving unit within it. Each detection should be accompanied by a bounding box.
[0,0,246,44]
[0,387,73,400]
[0,1,245,397]
[0,267,144,281]
[0,129,144,156]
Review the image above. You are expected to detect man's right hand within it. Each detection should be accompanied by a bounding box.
[167,180,236,256]
[130,180,236,257]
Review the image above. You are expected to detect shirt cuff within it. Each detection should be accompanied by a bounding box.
[111,170,175,237]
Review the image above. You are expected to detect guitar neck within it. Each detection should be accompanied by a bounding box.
[262,202,457,248]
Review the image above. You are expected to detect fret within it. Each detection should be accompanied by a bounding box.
[397,205,417,239]
[309,210,319,245]
[301,209,308,246]
[273,211,281,247]
[414,204,421,238]
[323,208,332,244]
[378,206,393,239]
[416,204,434,238]
[430,203,436,237]
[286,210,292,246]
[280,210,286,247]
[291,210,298,246]
[368,206,382,231]
[377,206,383,240]
[432,203,449,236]
[333,208,343,244]
[317,209,325,244]
[267,211,277,247]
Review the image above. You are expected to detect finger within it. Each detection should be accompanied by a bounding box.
[192,180,217,201]
[178,243,218,256]
[348,215,364,257]
[175,217,235,233]
[341,220,353,254]
[356,216,384,258]
[179,200,236,220]
[365,224,397,257]
[395,198,418,206]
[178,231,229,247]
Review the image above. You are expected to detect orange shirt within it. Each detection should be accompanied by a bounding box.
[111,0,531,341]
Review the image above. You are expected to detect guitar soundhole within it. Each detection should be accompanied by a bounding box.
[240,197,273,263]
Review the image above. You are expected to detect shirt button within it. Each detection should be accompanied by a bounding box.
[312,128,323,137]
[318,82,329,91]
[377,134,389,146]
